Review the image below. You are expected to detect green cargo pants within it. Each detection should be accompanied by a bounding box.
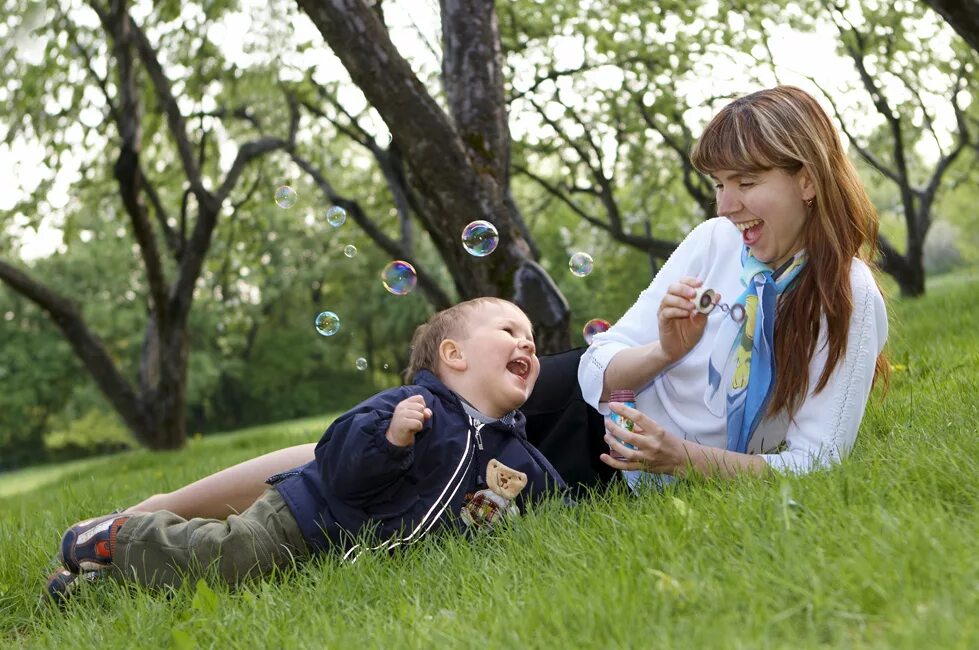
[113,488,310,588]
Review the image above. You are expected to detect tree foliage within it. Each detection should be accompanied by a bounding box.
[0,0,975,463]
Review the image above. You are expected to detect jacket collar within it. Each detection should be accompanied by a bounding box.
[412,369,526,434]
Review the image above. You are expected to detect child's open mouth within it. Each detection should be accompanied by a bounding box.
[506,359,530,380]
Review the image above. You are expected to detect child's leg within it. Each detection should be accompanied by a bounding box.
[69,489,309,588]
[126,443,316,519]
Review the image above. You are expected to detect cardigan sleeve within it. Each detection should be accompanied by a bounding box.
[760,260,888,473]
[578,218,720,411]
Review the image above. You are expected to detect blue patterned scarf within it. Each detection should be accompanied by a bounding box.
[705,247,807,453]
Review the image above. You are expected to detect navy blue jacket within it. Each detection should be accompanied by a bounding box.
[273,370,567,553]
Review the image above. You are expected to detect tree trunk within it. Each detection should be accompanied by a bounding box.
[295,0,571,351]
[877,235,926,297]
[922,0,979,53]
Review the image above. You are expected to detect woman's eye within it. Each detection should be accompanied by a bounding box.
[739,182,755,188]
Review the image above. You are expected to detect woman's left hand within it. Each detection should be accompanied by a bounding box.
[600,402,686,474]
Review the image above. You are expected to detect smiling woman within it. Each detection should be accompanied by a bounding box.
[579,85,889,483]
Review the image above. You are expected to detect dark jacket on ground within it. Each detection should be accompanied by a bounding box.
[272,369,567,553]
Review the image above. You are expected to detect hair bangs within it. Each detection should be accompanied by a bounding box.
[691,98,795,176]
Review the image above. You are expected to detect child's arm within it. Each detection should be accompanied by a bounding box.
[316,390,432,505]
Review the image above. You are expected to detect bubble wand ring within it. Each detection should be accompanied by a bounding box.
[692,287,746,323]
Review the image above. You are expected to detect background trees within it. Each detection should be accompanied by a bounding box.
[1,0,976,464]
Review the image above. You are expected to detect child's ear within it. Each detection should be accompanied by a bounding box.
[438,339,468,371]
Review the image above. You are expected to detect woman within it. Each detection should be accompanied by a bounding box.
[581,85,889,484]
[125,85,888,519]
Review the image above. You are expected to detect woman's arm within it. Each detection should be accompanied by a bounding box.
[579,220,719,406]
[598,278,712,401]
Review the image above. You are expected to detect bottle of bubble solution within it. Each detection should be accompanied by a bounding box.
[609,389,637,460]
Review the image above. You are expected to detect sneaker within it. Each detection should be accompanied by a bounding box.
[60,513,130,574]
[41,568,101,607]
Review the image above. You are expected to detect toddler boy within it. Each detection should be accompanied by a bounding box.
[49,298,565,598]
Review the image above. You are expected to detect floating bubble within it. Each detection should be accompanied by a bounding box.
[569,251,594,277]
[582,318,611,344]
[381,260,417,296]
[343,244,358,258]
[355,357,368,371]
[383,363,390,370]
[314,311,340,336]
[461,220,499,257]
[274,185,297,209]
[326,206,347,227]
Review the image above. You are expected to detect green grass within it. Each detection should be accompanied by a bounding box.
[3,269,979,648]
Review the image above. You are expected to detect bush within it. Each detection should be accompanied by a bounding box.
[43,408,135,462]
[924,221,966,275]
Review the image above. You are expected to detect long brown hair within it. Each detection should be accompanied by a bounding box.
[690,86,889,417]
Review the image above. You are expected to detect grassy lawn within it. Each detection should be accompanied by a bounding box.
[2,269,978,648]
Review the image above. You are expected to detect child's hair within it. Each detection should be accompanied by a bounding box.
[404,297,519,382]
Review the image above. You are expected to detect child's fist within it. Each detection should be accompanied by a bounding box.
[385,395,433,446]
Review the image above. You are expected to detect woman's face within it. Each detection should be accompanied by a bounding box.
[710,167,813,269]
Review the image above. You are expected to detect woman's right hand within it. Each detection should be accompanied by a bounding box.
[657,277,713,363]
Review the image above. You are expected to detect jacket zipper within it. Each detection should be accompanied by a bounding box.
[342,426,475,562]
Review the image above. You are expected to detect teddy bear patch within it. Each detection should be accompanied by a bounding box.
[460,459,528,529]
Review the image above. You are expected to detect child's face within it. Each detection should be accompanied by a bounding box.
[454,302,540,418]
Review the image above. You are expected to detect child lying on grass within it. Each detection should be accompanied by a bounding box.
[46,298,566,603]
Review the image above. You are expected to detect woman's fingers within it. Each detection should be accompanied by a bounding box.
[661,278,710,320]
[608,401,657,433]
[599,451,641,470]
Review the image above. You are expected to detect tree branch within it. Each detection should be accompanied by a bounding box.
[90,0,169,322]
[513,163,680,257]
[122,6,211,207]
[289,150,453,309]
[635,98,713,216]
[806,74,904,186]
[0,258,143,435]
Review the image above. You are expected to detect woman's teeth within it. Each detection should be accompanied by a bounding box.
[735,219,763,232]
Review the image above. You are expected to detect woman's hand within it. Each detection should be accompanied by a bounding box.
[658,276,714,364]
[600,402,686,474]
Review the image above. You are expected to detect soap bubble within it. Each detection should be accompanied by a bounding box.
[582,318,611,344]
[326,206,347,227]
[314,311,340,336]
[461,220,499,257]
[355,357,368,371]
[343,245,358,258]
[569,251,594,277]
[383,363,390,370]
[381,260,417,296]
[274,186,297,208]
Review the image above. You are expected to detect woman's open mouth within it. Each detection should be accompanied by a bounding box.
[736,219,763,246]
